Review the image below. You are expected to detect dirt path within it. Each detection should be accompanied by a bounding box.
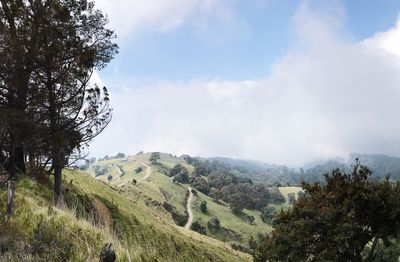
[184,186,194,230]
[139,163,152,181]
[93,197,114,230]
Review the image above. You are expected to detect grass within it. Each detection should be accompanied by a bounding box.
[0,169,251,262]
[191,191,273,245]
[92,152,275,251]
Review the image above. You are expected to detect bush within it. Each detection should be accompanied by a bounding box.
[207,217,221,231]
[200,201,207,213]
[260,206,276,223]
[190,221,207,235]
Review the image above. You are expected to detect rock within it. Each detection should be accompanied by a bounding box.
[99,243,116,262]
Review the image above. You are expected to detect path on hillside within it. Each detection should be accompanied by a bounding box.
[93,197,114,230]
[139,163,152,181]
[114,166,124,186]
[184,187,194,230]
[116,162,152,187]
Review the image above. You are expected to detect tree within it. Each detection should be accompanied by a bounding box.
[170,164,189,183]
[115,152,126,159]
[173,171,189,184]
[149,152,160,165]
[0,0,118,211]
[207,216,221,231]
[32,0,117,207]
[190,221,207,235]
[287,192,296,204]
[200,201,207,213]
[260,206,275,223]
[229,193,246,213]
[247,215,255,225]
[256,164,400,262]
[192,176,209,194]
[209,187,222,202]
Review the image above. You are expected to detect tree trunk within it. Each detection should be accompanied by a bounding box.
[54,158,63,208]
[14,145,26,174]
[7,179,15,216]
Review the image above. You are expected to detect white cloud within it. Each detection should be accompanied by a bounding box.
[93,0,232,38]
[90,5,400,166]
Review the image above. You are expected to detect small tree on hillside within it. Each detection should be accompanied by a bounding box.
[255,163,400,262]
[200,201,207,213]
[149,152,160,165]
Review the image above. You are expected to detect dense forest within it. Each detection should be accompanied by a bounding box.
[202,154,400,186]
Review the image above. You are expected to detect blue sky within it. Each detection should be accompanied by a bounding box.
[99,0,400,82]
[91,0,400,165]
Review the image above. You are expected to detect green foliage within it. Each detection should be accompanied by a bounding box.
[172,164,189,184]
[0,173,246,262]
[200,201,208,213]
[135,166,143,173]
[207,217,221,231]
[94,166,107,177]
[287,192,296,204]
[149,152,161,165]
[163,202,188,227]
[246,215,255,225]
[192,177,209,194]
[256,164,400,261]
[191,221,207,235]
[260,206,275,223]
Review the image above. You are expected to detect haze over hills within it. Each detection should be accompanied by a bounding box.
[187,153,400,185]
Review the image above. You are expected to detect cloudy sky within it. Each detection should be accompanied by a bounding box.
[90,0,400,166]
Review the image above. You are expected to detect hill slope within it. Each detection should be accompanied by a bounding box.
[0,168,250,261]
[92,153,276,251]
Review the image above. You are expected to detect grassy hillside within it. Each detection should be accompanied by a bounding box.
[0,168,250,262]
[92,153,276,251]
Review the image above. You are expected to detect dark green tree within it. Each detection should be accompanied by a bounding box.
[192,176,209,194]
[255,164,400,262]
[200,201,207,213]
[0,0,117,211]
[149,152,160,165]
[260,206,276,223]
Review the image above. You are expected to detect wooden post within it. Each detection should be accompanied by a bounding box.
[7,180,15,216]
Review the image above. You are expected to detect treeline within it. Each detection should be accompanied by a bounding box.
[173,155,285,213]
[206,155,400,187]
[0,0,117,214]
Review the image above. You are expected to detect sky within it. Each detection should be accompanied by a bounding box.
[89,0,400,166]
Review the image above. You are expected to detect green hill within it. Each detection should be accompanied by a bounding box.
[0,166,250,261]
[91,153,280,252]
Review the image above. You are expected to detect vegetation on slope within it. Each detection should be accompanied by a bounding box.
[0,169,250,262]
[92,152,283,253]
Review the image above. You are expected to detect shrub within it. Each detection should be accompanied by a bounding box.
[190,221,207,235]
[200,201,207,213]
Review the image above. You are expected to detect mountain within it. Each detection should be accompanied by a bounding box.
[203,153,400,185]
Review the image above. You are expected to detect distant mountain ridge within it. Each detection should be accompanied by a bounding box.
[203,153,400,185]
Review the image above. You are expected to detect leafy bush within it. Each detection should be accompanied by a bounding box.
[200,201,207,213]
[190,221,207,235]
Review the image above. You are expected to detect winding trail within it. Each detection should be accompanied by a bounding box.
[139,163,152,181]
[115,162,151,187]
[184,186,194,230]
